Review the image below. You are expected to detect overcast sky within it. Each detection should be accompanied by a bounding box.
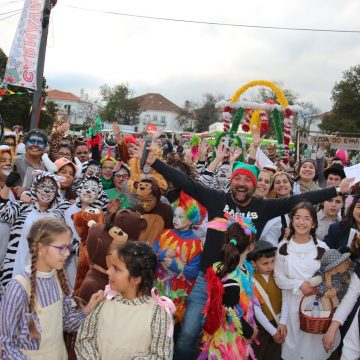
[1,0,360,112]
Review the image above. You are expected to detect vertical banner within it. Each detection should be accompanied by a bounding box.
[2,0,46,90]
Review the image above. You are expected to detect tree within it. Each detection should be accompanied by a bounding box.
[38,100,59,130]
[320,65,360,133]
[0,47,49,131]
[194,93,222,132]
[255,82,298,105]
[176,100,197,131]
[294,101,320,132]
[100,84,140,125]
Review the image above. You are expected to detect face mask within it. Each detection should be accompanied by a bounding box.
[79,179,99,204]
[36,177,57,204]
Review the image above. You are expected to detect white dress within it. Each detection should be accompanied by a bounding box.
[274,237,340,360]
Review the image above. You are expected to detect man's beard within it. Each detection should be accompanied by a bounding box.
[231,186,253,204]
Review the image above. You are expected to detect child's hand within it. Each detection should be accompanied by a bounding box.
[272,330,282,344]
[166,249,175,258]
[84,290,104,316]
[300,281,316,296]
[164,257,172,267]
[276,324,287,343]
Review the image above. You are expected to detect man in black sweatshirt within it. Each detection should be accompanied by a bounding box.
[144,149,352,359]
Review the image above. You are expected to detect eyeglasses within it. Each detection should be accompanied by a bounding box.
[102,166,115,171]
[4,143,15,148]
[114,174,129,179]
[26,138,46,149]
[47,244,73,256]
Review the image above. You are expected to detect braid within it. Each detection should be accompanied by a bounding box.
[310,230,325,260]
[57,269,85,309]
[279,227,294,256]
[28,242,40,340]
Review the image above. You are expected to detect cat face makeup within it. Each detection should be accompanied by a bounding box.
[79,179,99,204]
[85,164,100,178]
[0,152,12,177]
[35,177,57,204]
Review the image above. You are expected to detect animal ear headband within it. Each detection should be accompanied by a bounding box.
[206,212,257,237]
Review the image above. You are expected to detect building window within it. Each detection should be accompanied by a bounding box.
[152,115,158,122]
[64,104,71,115]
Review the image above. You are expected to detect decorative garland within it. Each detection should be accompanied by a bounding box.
[230,80,289,108]
[216,80,301,164]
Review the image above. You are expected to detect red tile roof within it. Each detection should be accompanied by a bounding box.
[133,93,182,114]
[47,90,80,101]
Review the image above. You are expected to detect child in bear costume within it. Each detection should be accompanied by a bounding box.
[131,178,173,245]
[72,207,105,295]
[78,209,147,302]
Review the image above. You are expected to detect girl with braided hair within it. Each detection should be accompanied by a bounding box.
[274,202,339,360]
[0,218,103,359]
[75,241,174,360]
[199,215,259,359]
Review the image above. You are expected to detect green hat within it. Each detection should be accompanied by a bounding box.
[231,161,260,187]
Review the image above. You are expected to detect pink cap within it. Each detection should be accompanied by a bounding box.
[54,157,78,174]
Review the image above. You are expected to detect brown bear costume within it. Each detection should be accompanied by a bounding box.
[71,208,105,296]
[131,179,173,246]
[78,209,147,302]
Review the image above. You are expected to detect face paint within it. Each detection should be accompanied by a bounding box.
[85,164,100,178]
[0,152,12,177]
[26,135,46,149]
[36,177,57,204]
[216,165,230,190]
[173,206,192,231]
[79,179,99,204]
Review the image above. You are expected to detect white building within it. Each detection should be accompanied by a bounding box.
[46,89,101,135]
[134,93,184,132]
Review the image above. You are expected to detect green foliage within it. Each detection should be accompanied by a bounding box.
[100,84,140,125]
[38,100,59,130]
[319,65,360,133]
[194,93,221,132]
[0,48,49,130]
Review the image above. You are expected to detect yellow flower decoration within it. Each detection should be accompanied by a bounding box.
[249,110,260,132]
[230,80,289,108]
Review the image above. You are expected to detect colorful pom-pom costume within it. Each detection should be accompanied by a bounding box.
[199,260,259,360]
[153,192,205,323]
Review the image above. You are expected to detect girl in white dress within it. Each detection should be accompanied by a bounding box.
[274,201,340,360]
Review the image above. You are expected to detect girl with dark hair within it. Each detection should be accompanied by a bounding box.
[324,195,360,251]
[259,171,293,246]
[199,214,258,359]
[293,159,321,195]
[274,202,339,360]
[75,241,174,359]
[0,218,103,359]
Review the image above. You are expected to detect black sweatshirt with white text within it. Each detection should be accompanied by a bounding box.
[152,159,338,272]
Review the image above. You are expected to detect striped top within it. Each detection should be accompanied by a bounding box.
[0,268,85,360]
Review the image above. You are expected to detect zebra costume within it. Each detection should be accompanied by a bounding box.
[64,175,108,287]
[0,171,71,291]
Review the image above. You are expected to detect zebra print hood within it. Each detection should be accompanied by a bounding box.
[29,170,63,208]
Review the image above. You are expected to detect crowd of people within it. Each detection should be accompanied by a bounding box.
[0,123,359,360]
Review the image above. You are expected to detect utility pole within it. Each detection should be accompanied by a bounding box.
[30,0,57,129]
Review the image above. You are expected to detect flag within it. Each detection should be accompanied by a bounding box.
[2,0,46,90]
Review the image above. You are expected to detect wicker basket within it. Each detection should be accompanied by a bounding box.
[299,296,334,334]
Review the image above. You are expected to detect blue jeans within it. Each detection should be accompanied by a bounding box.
[175,272,207,360]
